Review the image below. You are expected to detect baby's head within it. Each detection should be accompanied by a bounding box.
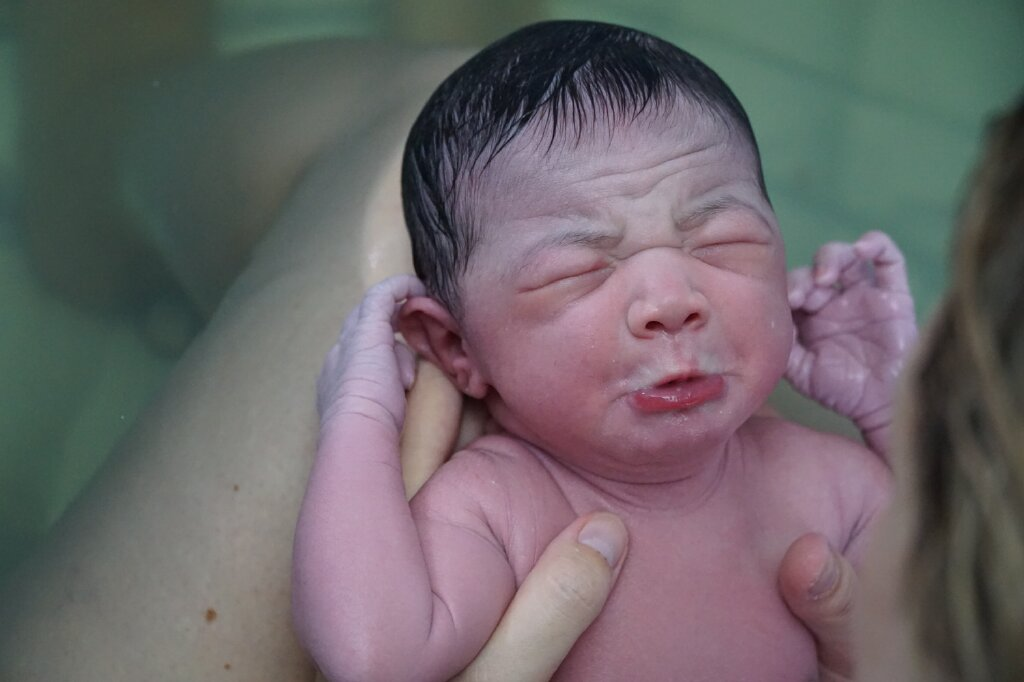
[400,21,793,480]
[402,20,766,319]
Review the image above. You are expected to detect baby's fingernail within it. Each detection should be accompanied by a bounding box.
[809,550,840,599]
[578,513,627,567]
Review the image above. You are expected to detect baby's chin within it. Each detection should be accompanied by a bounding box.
[496,408,752,480]
[542,428,742,486]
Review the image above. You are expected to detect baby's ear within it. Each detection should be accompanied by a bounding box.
[398,297,488,399]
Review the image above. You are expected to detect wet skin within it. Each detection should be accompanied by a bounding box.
[458,107,793,486]
[295,105,891,681]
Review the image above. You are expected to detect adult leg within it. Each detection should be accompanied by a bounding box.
[0,46,466,681]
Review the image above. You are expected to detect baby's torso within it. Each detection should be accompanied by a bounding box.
[551,517,819,681]
[458,417,869,681]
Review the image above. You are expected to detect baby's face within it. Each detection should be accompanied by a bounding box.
[456,106,793,482]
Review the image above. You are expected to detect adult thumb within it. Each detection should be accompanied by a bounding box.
[454,512,628,682]
[779,532,857,682]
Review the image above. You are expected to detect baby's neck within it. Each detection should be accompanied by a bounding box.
[525,430,747,514]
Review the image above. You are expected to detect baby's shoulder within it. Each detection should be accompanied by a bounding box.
[423,434,564,495]
[744,415,885,481]
[412,434,577,577]
[741,416,891,541]
[412,435,572,518]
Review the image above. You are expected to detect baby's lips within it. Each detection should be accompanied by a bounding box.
[631,374,725,412]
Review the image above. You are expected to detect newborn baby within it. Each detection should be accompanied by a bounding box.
[294,21,913,681]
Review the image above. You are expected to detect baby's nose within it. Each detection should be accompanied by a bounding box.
[626,252,708,338]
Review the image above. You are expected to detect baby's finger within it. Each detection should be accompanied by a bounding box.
[815,239,880,291]
[359,274,428,323]
[836,249,874,290]
[812,242,859,288]
[787,267,815,309]
[395,341,417,390]
[785,334,813,390]
[854,231,910,294]
[336,300,365,344]
[344,275,427,352]
[802,281,840,313]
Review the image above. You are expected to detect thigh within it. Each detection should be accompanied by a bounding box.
[0,50,463,680]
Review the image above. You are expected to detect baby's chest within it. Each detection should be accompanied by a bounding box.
[492,450,834,680]
[553,529,819,681]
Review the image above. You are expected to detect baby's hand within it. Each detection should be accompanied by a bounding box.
[786,231,917,455]
[317,275,425,434]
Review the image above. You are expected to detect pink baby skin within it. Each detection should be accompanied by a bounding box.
[293,102,905,681]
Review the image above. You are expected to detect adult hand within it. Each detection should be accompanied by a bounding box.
[453,512,627,682]
[779,533,858,682]
[786,231,917,458]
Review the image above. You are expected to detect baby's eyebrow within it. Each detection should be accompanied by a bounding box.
[680,194,764,224]
[538,229,621,251]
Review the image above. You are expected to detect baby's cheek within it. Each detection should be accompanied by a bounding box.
[770,300,796,357]
[745,292,794,382]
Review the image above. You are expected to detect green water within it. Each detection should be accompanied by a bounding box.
[1,0,1022,578]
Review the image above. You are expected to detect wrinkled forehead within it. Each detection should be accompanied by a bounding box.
[491,97,733,168]
[467,98,762,225]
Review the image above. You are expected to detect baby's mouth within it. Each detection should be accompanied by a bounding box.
[630,373,725,413]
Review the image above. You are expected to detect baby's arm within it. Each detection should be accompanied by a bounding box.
[292,276,515,682]
[786,231,917,461]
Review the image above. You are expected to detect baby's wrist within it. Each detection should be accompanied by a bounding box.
[852,407,891,460]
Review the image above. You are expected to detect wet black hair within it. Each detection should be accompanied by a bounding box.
[401,20,765,316]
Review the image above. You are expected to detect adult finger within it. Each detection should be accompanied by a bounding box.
[400,358,463,499]
[779,533,857,682]
[454,512,628,682]
[854,231,911,294]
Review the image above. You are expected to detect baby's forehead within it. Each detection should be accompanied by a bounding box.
[502,96,731,161]
[470,102,758,211]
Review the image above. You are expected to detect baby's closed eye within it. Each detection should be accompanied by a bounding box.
[691,239,767,267]
[688,215,774,272]
[523,256,615,293]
